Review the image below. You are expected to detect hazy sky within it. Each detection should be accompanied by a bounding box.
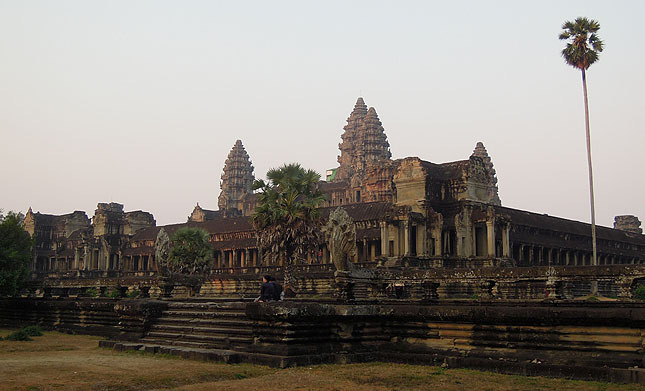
[1,1,643,227]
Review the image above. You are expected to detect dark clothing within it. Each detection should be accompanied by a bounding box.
[284,286,297,298]
[260,282,275,302]
[271,282,283,301]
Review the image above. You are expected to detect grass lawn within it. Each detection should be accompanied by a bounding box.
[1,328,644,391]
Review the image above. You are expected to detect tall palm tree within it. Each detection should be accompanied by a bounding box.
[559,17,604,266]
[252,163,326,284]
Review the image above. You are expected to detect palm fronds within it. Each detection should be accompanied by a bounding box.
[559,17,603,70]
[252,163,326,267]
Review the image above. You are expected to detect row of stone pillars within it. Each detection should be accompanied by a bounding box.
[455,219,511,258]
[379,218,511,259]
[213,248,260,268]
[380,220,428,258]
[39,247,123,272]
[515,244,642,266]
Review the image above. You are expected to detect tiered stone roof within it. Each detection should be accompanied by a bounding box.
[472,142,497,186]
[357,107,391,170]
[218,140,255,213]
[335,97,368,180]
[335,98,391,181]
[471,141,501,205]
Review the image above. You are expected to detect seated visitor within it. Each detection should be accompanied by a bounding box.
[255,275,275,302]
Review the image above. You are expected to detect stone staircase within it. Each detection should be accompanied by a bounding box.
[140,300,253,350]
[100,299,266,364]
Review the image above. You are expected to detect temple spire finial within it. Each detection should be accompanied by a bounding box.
[350,97,368,118]
[472,141,489,158]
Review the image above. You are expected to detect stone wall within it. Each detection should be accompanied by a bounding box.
[245,301,645,382]
[339,265,645,302]
[0,298,166,341]
[5,296,645,382]
[26,264,645,302]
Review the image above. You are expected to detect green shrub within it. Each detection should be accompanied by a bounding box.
[126,289,140,298]
[108,289,121,299]
[634,284,645,300]
[5,329,32,341]
[22,325,43,337]
[86,288,99,297]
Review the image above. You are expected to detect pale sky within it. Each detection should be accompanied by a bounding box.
[1,1,643,227]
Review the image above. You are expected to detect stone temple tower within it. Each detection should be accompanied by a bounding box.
[335,97,391,181]
[355,106,392,172]
[470,141,502,206]
[218,140,255,214]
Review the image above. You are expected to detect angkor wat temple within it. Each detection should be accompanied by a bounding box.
[7,98,645,383]
[25,97,644,280]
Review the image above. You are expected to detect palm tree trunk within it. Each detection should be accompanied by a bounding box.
[581,68,597,268]
[283,255,296,290]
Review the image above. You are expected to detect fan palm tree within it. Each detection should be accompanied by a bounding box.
[559,17,604,266]
[252,163,326,285]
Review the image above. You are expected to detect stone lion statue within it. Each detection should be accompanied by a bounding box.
[324,207,357,272]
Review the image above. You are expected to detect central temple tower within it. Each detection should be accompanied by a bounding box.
[334,97,392,181]
[218,140,255,214]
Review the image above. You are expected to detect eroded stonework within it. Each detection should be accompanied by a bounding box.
[614,215,642,234]
[324,207,357,272]
[217,140,254,214]
[24,202,155,273]
[25,97,645,279]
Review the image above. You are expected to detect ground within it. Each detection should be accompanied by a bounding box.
[1,329,644,391]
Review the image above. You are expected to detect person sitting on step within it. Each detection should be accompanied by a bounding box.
[254,275,275,302]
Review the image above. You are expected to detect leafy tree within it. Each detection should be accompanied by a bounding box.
[166,227,213,274]
[0,209,24,224]
[559,17,604,266]
[0,212,32,296]
[634,284,645,301]
[252,163,326,283]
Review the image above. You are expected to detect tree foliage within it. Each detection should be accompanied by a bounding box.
[634,284,645,301]
[559,17,603,70]
[166,227,212,274]
[252,163,326,267]
[0,212,32,297]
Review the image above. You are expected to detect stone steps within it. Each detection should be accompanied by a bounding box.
[154,317,253,327]
[160,310,245,318]
[137,300,254,350]
[99,340,289,367]
[145,330,252,343]
[99,340,243,363]
[166,301,248,310]
[140,338,219,349]
[140,337,239,350]
[149,323,252,335]
[100,300,258,364]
